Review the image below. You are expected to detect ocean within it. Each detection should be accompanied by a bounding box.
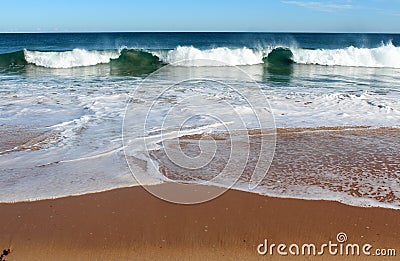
[0,33,399,207]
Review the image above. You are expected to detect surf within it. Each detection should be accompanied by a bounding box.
[23,48,121,68]
[0,43,400,72]
[291,42,400,68]
[150,46,265,66]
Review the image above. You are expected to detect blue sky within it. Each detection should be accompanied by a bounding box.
[1,0,400,32]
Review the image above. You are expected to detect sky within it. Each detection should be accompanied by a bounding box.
[1,0,400,32]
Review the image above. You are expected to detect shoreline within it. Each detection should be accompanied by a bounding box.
[1,184,399,260]
[151,126,400,209]
[1,125,399,208]
[0,182,398,210]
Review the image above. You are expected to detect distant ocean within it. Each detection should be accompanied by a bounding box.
[0,33,399,207]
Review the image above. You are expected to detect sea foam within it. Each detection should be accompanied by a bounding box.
[151,46,265,66]
[292,42,400,68]
[24,48,120,68]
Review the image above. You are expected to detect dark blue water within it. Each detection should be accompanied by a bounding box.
[1,32,399,53]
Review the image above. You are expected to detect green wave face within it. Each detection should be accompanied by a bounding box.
[110,49,165,76]
[264,48,294,82]
[265,47,294,66]
[0,51,28,67]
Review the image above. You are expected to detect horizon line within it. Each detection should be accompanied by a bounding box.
[0,30,400,34]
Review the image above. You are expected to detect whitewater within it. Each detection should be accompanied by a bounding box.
[12,42,400,69]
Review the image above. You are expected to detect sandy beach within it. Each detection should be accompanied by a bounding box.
[1,126,400,260]
[0,183,399,260]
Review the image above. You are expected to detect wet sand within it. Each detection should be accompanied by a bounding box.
[152,127,400,206]
[0,184,399,260]
[0,125,54,155]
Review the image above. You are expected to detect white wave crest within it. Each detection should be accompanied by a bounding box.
[24,48,120,68]
[152,46,265,66]
[292,42,400,68]
[21,43,400,69]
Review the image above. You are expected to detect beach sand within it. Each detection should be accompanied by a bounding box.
[0,184,399,260]
[1,126,399,260]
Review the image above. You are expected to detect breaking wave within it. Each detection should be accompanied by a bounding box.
[150,46,264,66]
[24,49,120,68]
[0,43,399,72]
[291,42,400,68]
